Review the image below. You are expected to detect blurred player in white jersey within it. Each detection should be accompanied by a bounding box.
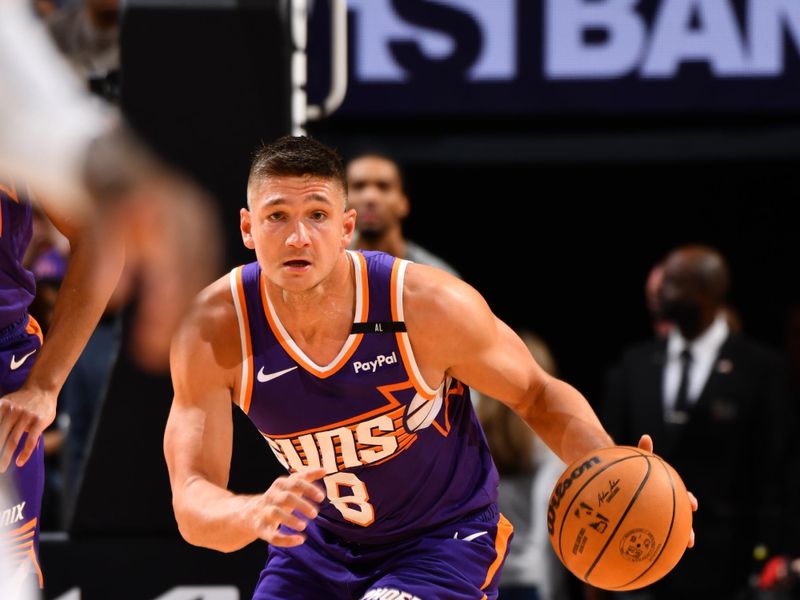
[0,0,222,373]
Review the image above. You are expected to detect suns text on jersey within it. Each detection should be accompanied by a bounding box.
[263,408,416,475]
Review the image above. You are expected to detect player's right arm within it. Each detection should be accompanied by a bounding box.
[164,278,324,553]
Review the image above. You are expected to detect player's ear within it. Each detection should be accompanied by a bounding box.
[241,207,255,250]
[342,207,356,249]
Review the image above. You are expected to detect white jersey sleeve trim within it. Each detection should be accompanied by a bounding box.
[395,260,440,398]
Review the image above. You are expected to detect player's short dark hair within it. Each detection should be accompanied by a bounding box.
[248,136,347,197]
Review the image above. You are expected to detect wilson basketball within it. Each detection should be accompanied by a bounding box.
[547,446,692,591]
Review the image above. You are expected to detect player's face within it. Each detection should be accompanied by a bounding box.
[346,157,408,236]
[241,176,355,293]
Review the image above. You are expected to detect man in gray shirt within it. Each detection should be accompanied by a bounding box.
[346,153,460,277]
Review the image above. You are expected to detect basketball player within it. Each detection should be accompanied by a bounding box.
[164,137,693,599]
[0,179,124,590]
[0,0,221,373]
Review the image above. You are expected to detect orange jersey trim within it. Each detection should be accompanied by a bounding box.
[6,518,36,538]
[230,267,254,413]
[25,315,43,346]
[480,513,514,590]
[5,518,43,588]
[390,260,437,400]
[355,251,369,322]
[260,251,369,379]
[0,181,19,203]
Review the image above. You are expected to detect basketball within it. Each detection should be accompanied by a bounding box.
[547,446,692,591]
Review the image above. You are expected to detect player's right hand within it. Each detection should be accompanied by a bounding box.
[248,467,326,547]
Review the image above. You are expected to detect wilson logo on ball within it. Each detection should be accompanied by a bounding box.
[547,456,601,535]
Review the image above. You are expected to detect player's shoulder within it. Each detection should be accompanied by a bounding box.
[403,262,492,330]
[404,241,461,278]
[172,273,238,358]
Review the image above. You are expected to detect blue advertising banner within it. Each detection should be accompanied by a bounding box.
[308,0,800,116]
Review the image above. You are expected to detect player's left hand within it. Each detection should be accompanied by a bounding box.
[637,433,698,549]
[0,387,56,472]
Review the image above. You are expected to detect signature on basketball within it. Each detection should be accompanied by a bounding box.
[598,478,621,506]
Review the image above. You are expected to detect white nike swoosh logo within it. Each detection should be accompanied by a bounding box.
[257,366,298,383]
[10,349,36,371]
[453,530,488,542]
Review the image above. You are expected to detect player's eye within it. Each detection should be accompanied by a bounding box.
[267,212,286,222]
[310,211,327,222]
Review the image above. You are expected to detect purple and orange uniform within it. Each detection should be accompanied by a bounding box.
[0,180,45,588]
[230,250,513,599]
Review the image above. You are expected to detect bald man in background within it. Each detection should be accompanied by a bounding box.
[603,245,794,599]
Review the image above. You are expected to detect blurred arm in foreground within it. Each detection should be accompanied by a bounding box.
[0,0,223,372]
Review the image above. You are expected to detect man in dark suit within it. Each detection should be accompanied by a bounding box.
[604,245,794,599]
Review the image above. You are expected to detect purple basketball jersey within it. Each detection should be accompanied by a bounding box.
[230,250,499,544]
[0,336,44,590]
[0,181,35,333]
[0,180,44,589]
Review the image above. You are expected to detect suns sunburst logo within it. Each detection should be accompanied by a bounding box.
[262,381,455,526]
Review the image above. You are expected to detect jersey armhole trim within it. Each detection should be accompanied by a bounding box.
[391,259,440,399]
[229,267,254,413]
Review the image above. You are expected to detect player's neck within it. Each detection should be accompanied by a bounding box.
[354,228,406,259]
[270,251,355,340]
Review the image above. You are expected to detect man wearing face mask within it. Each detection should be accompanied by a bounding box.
[603,244,794,600]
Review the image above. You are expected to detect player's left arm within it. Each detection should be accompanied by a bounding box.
[406,265,697,543]
[404,264,612,465]
[0,190,125,471]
